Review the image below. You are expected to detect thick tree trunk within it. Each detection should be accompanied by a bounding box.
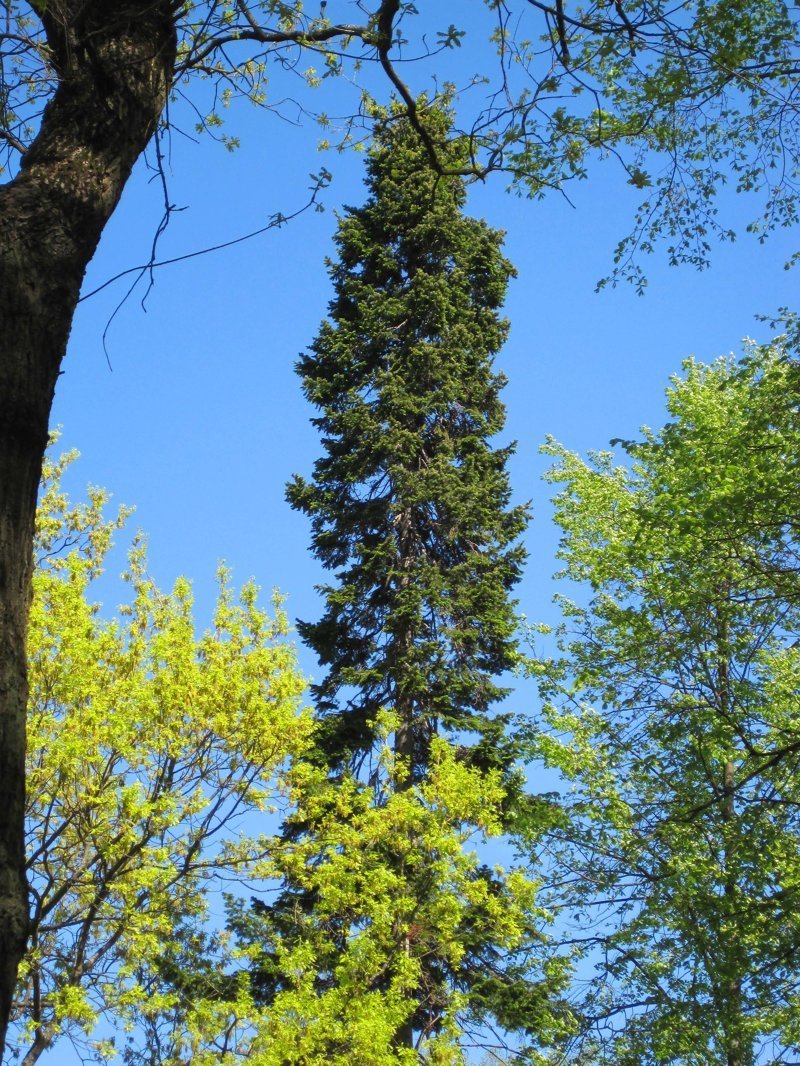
[0,2,176,1050]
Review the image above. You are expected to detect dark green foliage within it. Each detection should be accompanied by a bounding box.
[287,102,528,774]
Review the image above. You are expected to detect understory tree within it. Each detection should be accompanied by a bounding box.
[3,2,800,1038]
[230,104,571,1060]
[11,449,309,1064]
[527,346,800,1064]
[230,731,565,1064]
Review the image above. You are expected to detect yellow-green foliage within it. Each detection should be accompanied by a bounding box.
[239,725,544,1064]
[13,448,310,1062]
[530,345,800,1062]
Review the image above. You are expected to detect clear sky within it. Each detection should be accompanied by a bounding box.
[51,42,800,684]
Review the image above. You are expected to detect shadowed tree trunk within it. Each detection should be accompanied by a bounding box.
[0,2,176,1049]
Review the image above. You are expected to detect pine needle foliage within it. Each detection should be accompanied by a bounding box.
[287,101,528,776]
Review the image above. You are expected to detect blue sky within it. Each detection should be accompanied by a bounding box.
[53,71,800,684]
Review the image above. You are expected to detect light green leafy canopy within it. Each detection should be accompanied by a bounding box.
[229,720,574,1064]
[5,2,800,285]
[13,447,311,1064]
[525,345,800,1064]
[495,0,800,287]
[14,449,570,1064]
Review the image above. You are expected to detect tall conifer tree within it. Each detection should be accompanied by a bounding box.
[226,104,573,1061]
[287,101,527,778]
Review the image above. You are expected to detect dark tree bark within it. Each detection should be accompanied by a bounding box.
[0,2,177,1050]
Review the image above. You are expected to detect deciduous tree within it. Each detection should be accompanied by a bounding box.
[230,727,566,1064]
[527,346,800,1064]
[11,449,309,1064]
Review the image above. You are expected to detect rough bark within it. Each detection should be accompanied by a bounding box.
[0,2,177,1050]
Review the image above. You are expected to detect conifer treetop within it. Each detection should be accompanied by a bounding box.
[288,100,528,774]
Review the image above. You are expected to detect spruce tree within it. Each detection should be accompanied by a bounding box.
[287,102,527,778]
[228,104,572,1060]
